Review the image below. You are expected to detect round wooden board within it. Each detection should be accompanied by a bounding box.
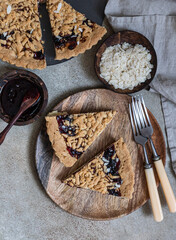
[35,89,166,220]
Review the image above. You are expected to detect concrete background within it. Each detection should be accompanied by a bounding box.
[0,19,176,240]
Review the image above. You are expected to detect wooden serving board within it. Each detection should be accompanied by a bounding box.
[35,89,166,220]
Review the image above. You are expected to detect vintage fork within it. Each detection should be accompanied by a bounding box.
[129,99,163,222]
[133,96,176,213]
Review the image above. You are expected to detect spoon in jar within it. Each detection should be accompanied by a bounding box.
[0,88,40,145]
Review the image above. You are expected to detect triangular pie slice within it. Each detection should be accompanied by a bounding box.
[46,0,107,60]
[0,0,46,69]
[45,110,116,167]
[64,138,134,199]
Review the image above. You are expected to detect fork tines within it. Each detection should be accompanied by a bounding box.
[132,95,151,129]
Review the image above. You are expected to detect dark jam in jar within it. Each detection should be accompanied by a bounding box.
[1,78,42,122]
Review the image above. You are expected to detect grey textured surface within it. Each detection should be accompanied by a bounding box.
[0,20,176,240]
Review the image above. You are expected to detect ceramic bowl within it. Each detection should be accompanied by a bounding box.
[0,69,48,125]
[95,30,157,94]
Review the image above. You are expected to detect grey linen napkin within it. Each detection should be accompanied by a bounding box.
[105,0,176,174]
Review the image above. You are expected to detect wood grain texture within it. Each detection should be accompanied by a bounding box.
[35,89,166,220]
[95,31,157,94]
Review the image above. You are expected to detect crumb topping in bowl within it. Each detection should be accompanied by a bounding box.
[99,42,153,90]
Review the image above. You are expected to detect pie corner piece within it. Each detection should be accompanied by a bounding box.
[47,0,107,60]
[0,0,46,70]
[45,110,116,167]
[64,137,135,199]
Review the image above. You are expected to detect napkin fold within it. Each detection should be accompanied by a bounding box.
[105,0,176,174]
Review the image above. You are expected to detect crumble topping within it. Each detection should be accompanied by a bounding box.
[64,138,135,199]
[65,158,119,194]
[100,42,154,90]
[56,111,116,157]
[47,0,107,60]
[65,146,122,196]
[0,0,46,69]
[45,111,116,167]
[54,2,62,13]
[0,0,106,67]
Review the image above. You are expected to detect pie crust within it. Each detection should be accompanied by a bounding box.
[0,0,46,69]
[64,138,134,199]
[47,0,107,60]
[45,110,116,167]
[0,0,106,68]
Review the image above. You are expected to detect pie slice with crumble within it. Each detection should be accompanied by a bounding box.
[0,0,106,68]
[64,138,134,199]
[46,0,107,60]
[0,0,46,69]
[45,110,116,167]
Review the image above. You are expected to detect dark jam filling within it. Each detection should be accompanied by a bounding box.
[54,19,94,50]
[1,78,42,121]
[83,19,94,28]
[108,189,121,197]
[0,31,14,48]
[0,34,9,48]
[0,32,44,59]
[67,146,82,159]
[0,34,6,40]
[33,50,45,60]
[1,43,9,48]
[56,115,76,136]
[56,115,83,159]
[0,31,14,41]
[102,145,122,197]
[54,35,77,50]
[113,177,123,184]
[103,145,115,160]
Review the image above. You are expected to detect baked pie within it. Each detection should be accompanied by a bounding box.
[64,138,134,199]
[47,0,107,60]
[45,110,116,167]
[0,0,106,69]
[0,0,46,69]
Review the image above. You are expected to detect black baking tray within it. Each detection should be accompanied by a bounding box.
[39,0,107,66]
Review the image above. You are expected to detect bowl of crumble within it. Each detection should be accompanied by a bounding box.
[95,30,157,94]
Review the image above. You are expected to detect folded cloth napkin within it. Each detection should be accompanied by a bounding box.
[105,0,176,174]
